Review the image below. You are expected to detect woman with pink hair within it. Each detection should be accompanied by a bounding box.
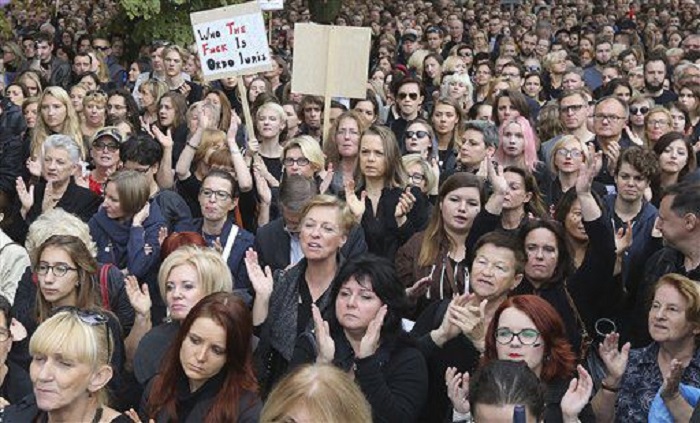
[494,116,540,174]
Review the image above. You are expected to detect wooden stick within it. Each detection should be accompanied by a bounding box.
[237,78,255,144]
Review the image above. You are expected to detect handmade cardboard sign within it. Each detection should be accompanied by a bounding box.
[291,24,372,99]
[190,2,272,81]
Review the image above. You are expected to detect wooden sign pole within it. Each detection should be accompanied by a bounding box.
[237,78,256,143]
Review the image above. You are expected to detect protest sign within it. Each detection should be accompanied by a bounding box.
[259,0,283,11]
[291,24,371,140]
[190,2,272,141]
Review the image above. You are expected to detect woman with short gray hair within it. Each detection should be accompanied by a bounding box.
[14,134,101,243]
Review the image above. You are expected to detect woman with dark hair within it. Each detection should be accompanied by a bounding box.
[677,82,700,142]
[299,254,429,423]
[500,166,547,232]
[351,92,379,125]
[651,132,698,206]
[156,92,189,165]
[245,195,355,396]
[492,89,531,128]
[604,78,633,104]
[422,53,444,108]
[396,168,506,317]
[142,292,261,422]
[513,149,618,353]
[345,125,429,260]
[668,101,691,135]
[446,295,595,422]
[473,63,493,104]
[159,232,208,261]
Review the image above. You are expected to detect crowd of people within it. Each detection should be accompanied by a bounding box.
[1,0,700,421]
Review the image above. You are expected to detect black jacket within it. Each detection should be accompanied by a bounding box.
[2,394,131,422]
[254,217,368,272]
[0,97,27,139]
[44,56,72,89]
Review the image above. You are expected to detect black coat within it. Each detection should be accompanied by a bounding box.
[254,217,368,272]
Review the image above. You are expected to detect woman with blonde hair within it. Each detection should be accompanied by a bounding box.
[542,50,568,99]
[402,153,437,197]
[644,106,674,149]
[281,135,326,183]
[441,73,474,113]
[254,101,287,184]
[2,309,130,422]
[69,83,89,118]
[81,89,108,142]
[31,87,84,159]
[17,71,42,97]
[261,364,372,423]
[131,246,233,386]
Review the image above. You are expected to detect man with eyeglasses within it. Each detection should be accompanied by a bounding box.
[541,89,595,165]
[500,62,541,119]
[603,148,660,303]
[644,54,678,106]
[412,232,525,423]
[32,31,71,89]
[120,133,194,233]
[387,77,425,143]
[590,96,635,192]
[254,175,366,273]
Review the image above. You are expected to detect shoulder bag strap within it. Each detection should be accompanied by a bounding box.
[221,224,239,263]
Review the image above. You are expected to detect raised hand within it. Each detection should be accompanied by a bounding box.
[432,294,469,346]
[125,275,151,318]
[449,295,488,351]
[561,365,594,421]
[597,332,630,389]
[152,126,174,150]
[312,304,335,364]
[660,358,685,401]
[395,187,416,226]
[614,222,633,256]
[577,146,602,194]
[406,276,432,300]
[604,142,620,176]
[244,248,273,299]
[487,160,507,195]
[357,305,387,359]
[26,157,41,177]
[245,137,260,158]
[445,367,470,414]
[15,177,34,216]
[318,162,334,194]
[344,179,366,222]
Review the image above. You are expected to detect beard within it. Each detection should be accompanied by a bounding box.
[645,80,664,93]
[595,58,609,67]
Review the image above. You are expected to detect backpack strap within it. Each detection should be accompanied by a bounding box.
[99,264,113,311]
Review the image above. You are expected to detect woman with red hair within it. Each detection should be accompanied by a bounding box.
[142,292,261,421]
[446,295,595,422]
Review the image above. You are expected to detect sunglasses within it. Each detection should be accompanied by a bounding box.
[406,130,429,139]
[92,140,120,152]
[52,307,112,361]
[630,106,649,115]
[398,92,419,100]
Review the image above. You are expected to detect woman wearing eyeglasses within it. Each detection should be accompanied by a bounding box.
[80,90,107,143]
[446,295,595,423]
[280,136,329,193]
[644,106,674,149]
[89,170,165,321]
[88,127,123,196]
[15,134,101,243]
[192,169,254,298]
[140,292,261,422]
[3,308,131,422]
[245,195,354,397]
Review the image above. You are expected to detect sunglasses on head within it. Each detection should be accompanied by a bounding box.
[51,306,112,361]
[630,106,649,115]
[398,92,419,100]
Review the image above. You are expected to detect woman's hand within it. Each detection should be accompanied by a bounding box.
[152,126,174,150]
[253,165,272,205]
[487,160,507,195]
[395,187,416,227]
[576,146,602,194]
[245,137,260,158]
[344,179,366,222]
[660,358,685,401]
[598,332,630,389]
[15,177,34,217]
[9,318,27,342]
[26,156,42,178]
[125,275,151,318]
[405,276,431,300]
[0,396,9,408]
[132,202,150,227]
[614,222,633,256]
[561,365,593,422]
[445,367,470,414]
[357,305,387,359]
[312,304,335,364]
[318,162,334,194]
[449,295,487,352]
[244,248,273,300]
[431,294,469,347]
[604,142,620,177]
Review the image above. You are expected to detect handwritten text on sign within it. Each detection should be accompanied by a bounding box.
[190,3,272,80]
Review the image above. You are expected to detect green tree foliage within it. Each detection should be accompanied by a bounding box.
[309,0,341,24]
[118,0,244,46]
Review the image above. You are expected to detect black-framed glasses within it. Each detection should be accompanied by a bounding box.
[495,328,541,345]
[92,140,120,152]
[52,306,112,361]
[283,157,310,167]
[593,114,625,122]
[93,46,110,52]
[398,92,419,100]
[199,188,232,201]
[408,173,426,183]
[630,106,649,115]
[406,130,429,139]
[36,263,78,277]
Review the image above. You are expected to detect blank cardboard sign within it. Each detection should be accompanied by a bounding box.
[291,24,371,99]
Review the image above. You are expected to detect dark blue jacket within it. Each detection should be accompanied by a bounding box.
[193,218,254,297]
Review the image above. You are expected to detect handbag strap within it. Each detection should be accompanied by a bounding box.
[221,224,239,263]
[562,285,593,357]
